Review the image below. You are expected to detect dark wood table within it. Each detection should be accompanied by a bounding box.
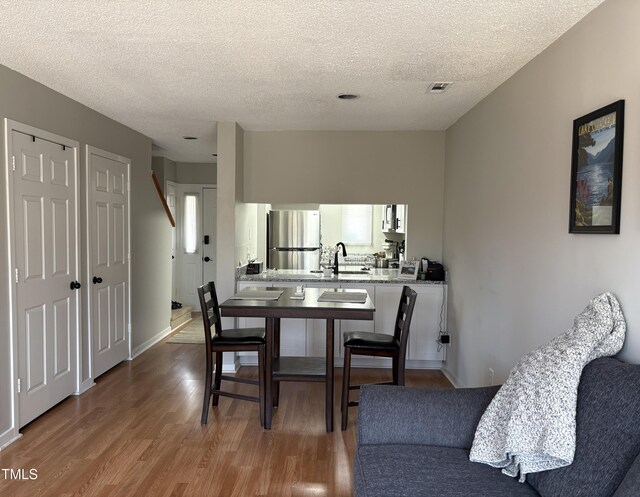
[219,286,375,431]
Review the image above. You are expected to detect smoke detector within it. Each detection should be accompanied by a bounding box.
[427,82,453,94]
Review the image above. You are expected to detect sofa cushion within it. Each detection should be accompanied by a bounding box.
[612,451,640,497]
[527,358,640,497]
[354,445,540,497]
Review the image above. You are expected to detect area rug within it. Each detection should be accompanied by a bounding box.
[167,317,204,344]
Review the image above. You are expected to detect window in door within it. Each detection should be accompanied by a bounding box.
[183,193,199,254]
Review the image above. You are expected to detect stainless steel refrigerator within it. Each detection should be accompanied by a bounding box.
[267,210,321,270]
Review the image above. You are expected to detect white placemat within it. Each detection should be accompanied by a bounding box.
[317,291,368,303]
[230,290,284,300]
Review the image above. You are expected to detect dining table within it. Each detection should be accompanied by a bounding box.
[219,286,375,431]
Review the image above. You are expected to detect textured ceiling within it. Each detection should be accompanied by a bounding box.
[0,0,606,162]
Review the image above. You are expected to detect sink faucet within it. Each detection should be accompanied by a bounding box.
[334,242,347,275]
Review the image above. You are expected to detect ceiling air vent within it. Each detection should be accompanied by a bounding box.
[427,82,453,94]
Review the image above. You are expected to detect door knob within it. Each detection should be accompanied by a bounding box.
[93,276,103,284]
[69,281,81,290]
[203,256,211,262]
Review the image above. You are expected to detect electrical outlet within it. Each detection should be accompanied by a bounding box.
[488,368,495,385]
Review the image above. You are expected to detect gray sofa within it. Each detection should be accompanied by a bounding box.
[353,357,640,497]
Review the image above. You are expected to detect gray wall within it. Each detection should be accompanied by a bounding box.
[176,162,216,185]
[152,158,216,192]
[151,156,178,193]
[443,0,640,387]
[0,64,171,445]
[243,131,445,261]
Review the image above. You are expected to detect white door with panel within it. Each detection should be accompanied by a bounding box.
[10,127,79,428]
[175,185,216,309]
[166,181,177,300]
[88,147,131,378]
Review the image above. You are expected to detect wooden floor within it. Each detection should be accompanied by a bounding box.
[0,336,452,497]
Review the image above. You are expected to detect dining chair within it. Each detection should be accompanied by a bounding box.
[341,285,418,430]
[198,281,266,426]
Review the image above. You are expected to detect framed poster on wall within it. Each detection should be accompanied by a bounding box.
[569,100,625,234]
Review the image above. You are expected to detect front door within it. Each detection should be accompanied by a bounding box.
[175,184,216,309]
[202,187,217,284]
[88,146,130,378]
[10,127,79,427]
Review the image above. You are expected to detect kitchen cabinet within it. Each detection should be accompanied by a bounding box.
[270,282,308,356]
[338,284,376,357]
[236,281,272,362]
[301,283,339,357]
[236,281,272,331]
[374,284,446,362]
[381,204,406,233]
[237,281,307,356]
[236,280,447,366]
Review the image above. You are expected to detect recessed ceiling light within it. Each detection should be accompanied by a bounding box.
[337,93,360,100]
[183,136,198,140]
[427,82,453,94]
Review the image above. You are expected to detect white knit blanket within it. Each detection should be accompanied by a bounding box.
[469,292,626,482]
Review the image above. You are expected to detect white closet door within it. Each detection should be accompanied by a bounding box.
[88,147,130,378]
[11,129,78,427]
[166,181,177,300]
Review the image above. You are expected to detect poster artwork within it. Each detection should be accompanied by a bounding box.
[575,111,616,227]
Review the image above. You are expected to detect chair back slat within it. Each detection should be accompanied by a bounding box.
[399,301,410,315]
[393,286,418,353]
[197,281,223,347]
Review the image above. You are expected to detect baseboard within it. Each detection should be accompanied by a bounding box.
[228,355,240,374]
[441,365,460,388]
[130,326,172,360]
[0,430,21,451]
[236,355,444,371]
[348,358,445,369]
[171,317,193,332]
[74,379,95,396]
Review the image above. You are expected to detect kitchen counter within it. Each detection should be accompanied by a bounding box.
[238,268,446,285]
[236,268,448,366]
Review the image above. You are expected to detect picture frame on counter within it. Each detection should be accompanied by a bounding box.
[569,99,625,234]
[398,260,419,280]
